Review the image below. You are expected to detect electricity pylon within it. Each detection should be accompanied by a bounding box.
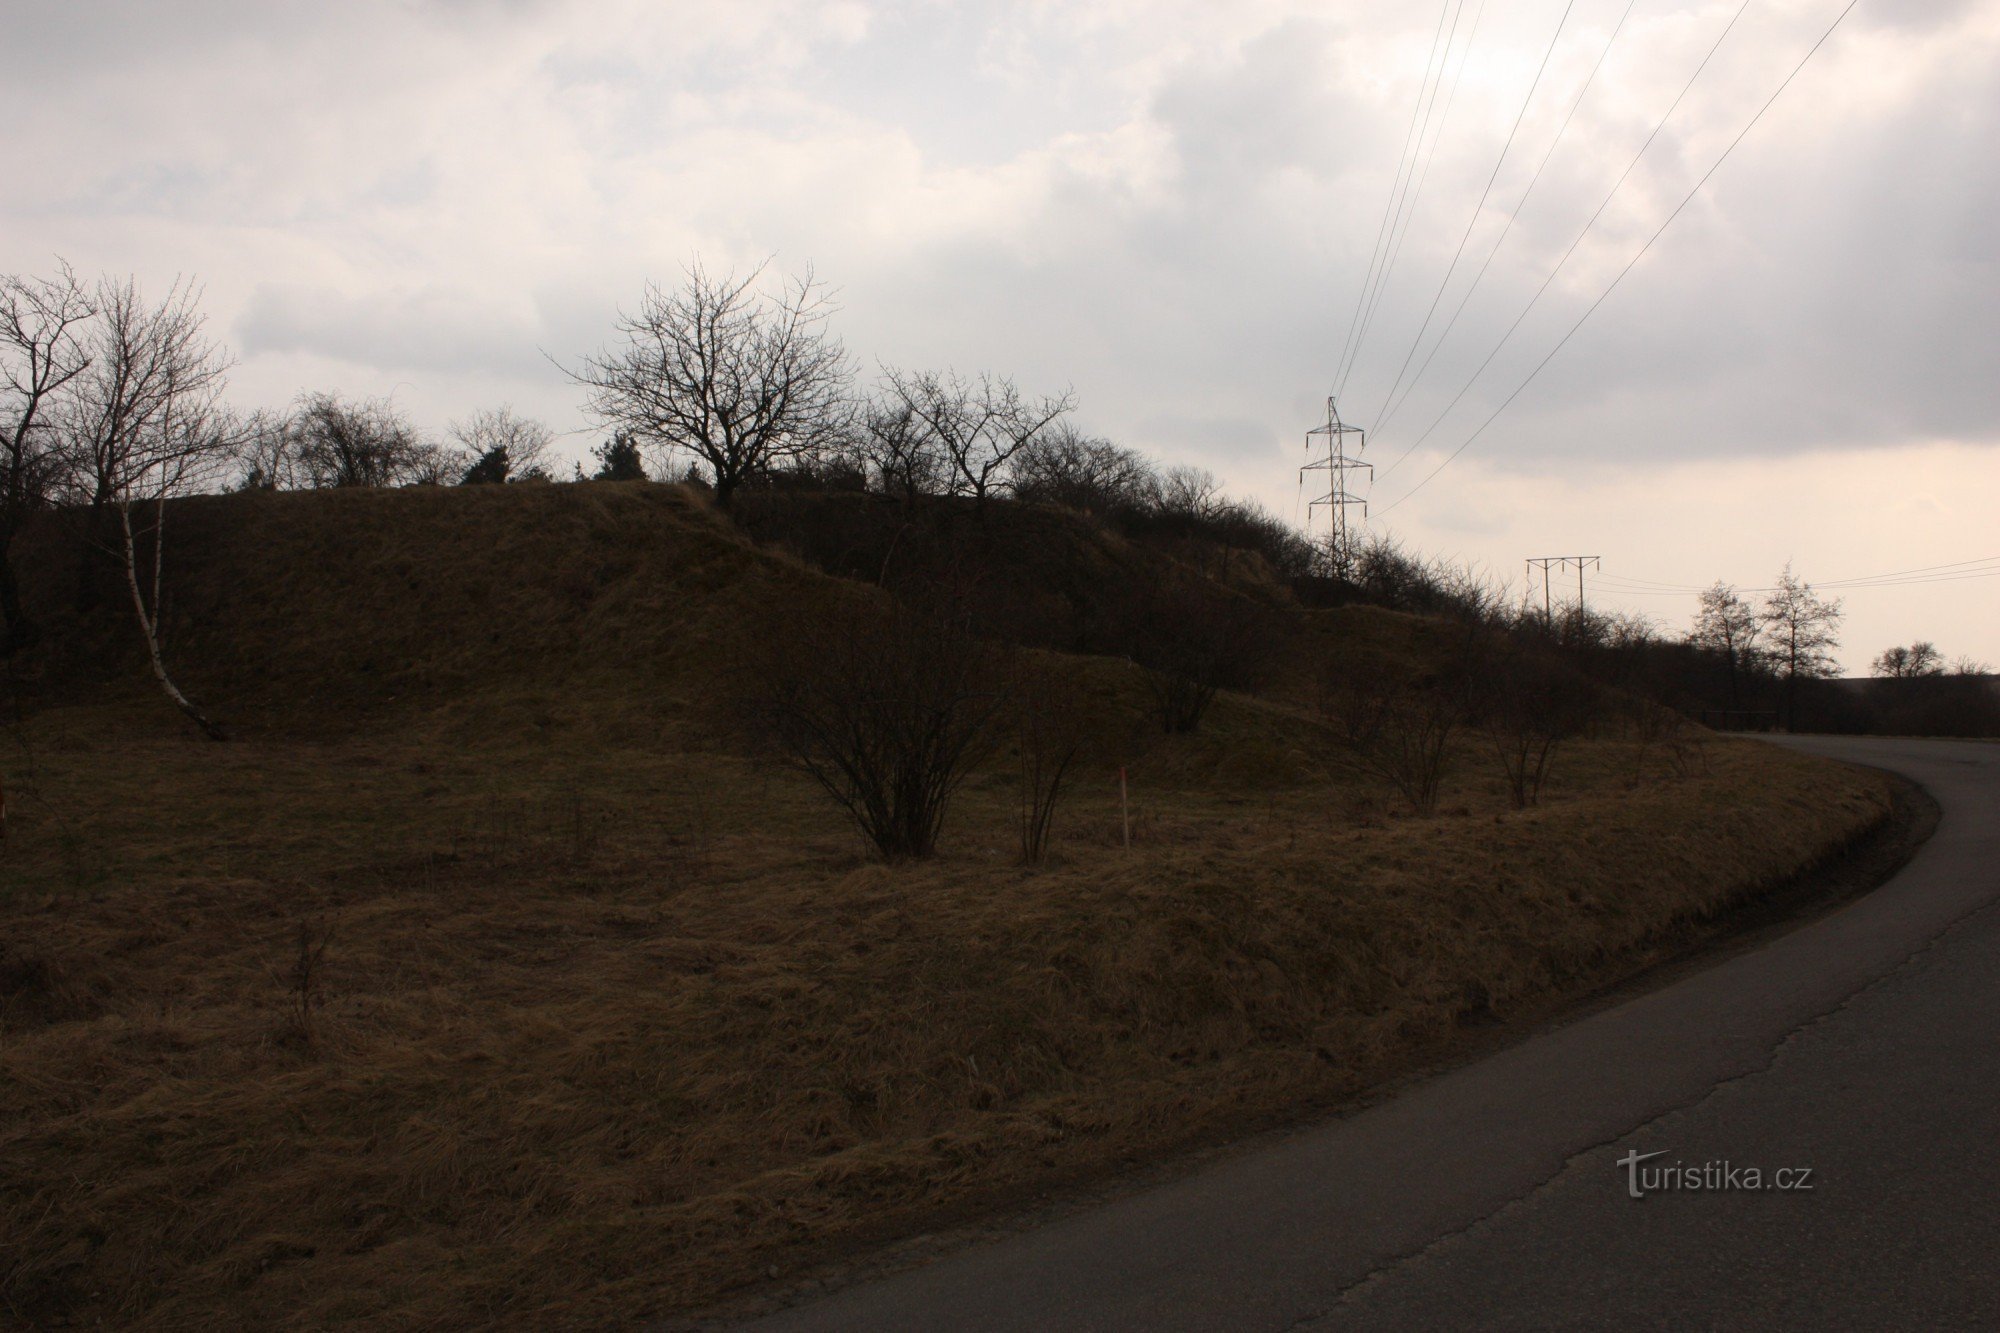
[1302,395,1371,581]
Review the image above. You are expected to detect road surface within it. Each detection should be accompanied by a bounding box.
[742,736,1999,1331]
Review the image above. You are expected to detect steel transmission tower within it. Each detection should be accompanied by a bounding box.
[1302,395,1372,579]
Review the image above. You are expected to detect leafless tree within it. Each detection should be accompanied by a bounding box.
[1007,422,1158,513]
[853,392,946,507]
[883,368,1073,512]
[1153,465,1225,523]
[0,263,96,652]
[232,408,304,491]
[1689,581,1763,707]
[56,277,237,738]
[284,391,455,488]
[1872,641,1944,678]
[750,601,1007,860]
[569,261,853,509]
[449,406,555,484]
[1761,564,1843,731]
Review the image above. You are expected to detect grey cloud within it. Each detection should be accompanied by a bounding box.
[237,284,550,377]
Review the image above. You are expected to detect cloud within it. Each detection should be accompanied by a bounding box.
[237,284,549,377]
[4,0,1997,664]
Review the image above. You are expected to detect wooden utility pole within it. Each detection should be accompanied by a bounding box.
[1526,556,1600,626]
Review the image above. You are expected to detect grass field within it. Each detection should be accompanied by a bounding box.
[0,485,1894,1327]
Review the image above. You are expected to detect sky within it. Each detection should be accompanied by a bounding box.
[4,0,1995,671]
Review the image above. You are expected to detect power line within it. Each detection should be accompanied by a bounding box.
[1372,0,1755,488]
[1333,2,1456,397]
[1375,0,1639,442]
[1368,0,1579,428]
[1341,0,1487,396]
[1587,555,2000,600]
[1377,0,1862,517]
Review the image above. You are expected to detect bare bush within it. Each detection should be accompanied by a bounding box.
[1625,698,1706,779]
[1007,422,1157,513]
[1153,465,1223,522]
[1321,653,1471,817]
[449,406,555,484]
[751,602,1007,860]
[1480,647,1591,808]
[1124,579,1274,734]
[285,391,456,488]
[1013,658,1087,864]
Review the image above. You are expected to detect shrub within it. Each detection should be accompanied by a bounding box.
[750,601,1007,860]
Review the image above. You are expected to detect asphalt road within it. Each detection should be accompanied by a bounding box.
[742,737,2000,1331]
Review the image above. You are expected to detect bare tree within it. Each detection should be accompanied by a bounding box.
[1761,564,1843,731]
[1689,581,1763,707]
[883,369,1073,512]
[0,264,96,652]
[1153,465,1225,523]
[232,408,304,491]
[750,601,1007,861]
[449,406,555,484]
[853,392,946,507]
[570,261,853,509]
[1873,641,1944,678]
[56,277,236,738]
[284,391,455,488]
[1007,422,1158,513]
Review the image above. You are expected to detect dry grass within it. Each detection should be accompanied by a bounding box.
[0,485,1893,1327]
[0,703,1887,1329]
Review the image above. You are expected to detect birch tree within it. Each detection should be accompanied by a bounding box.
[59,277,237,739]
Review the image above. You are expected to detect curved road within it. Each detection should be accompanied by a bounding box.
[744,737,2000,1330]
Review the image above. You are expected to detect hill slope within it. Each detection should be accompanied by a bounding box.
[0,480,1896,1329]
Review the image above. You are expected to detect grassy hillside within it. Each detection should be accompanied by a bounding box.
[0,482,1893,1327]
[17,482,836,728]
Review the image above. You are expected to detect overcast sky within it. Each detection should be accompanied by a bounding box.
[5,0,1994,670]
